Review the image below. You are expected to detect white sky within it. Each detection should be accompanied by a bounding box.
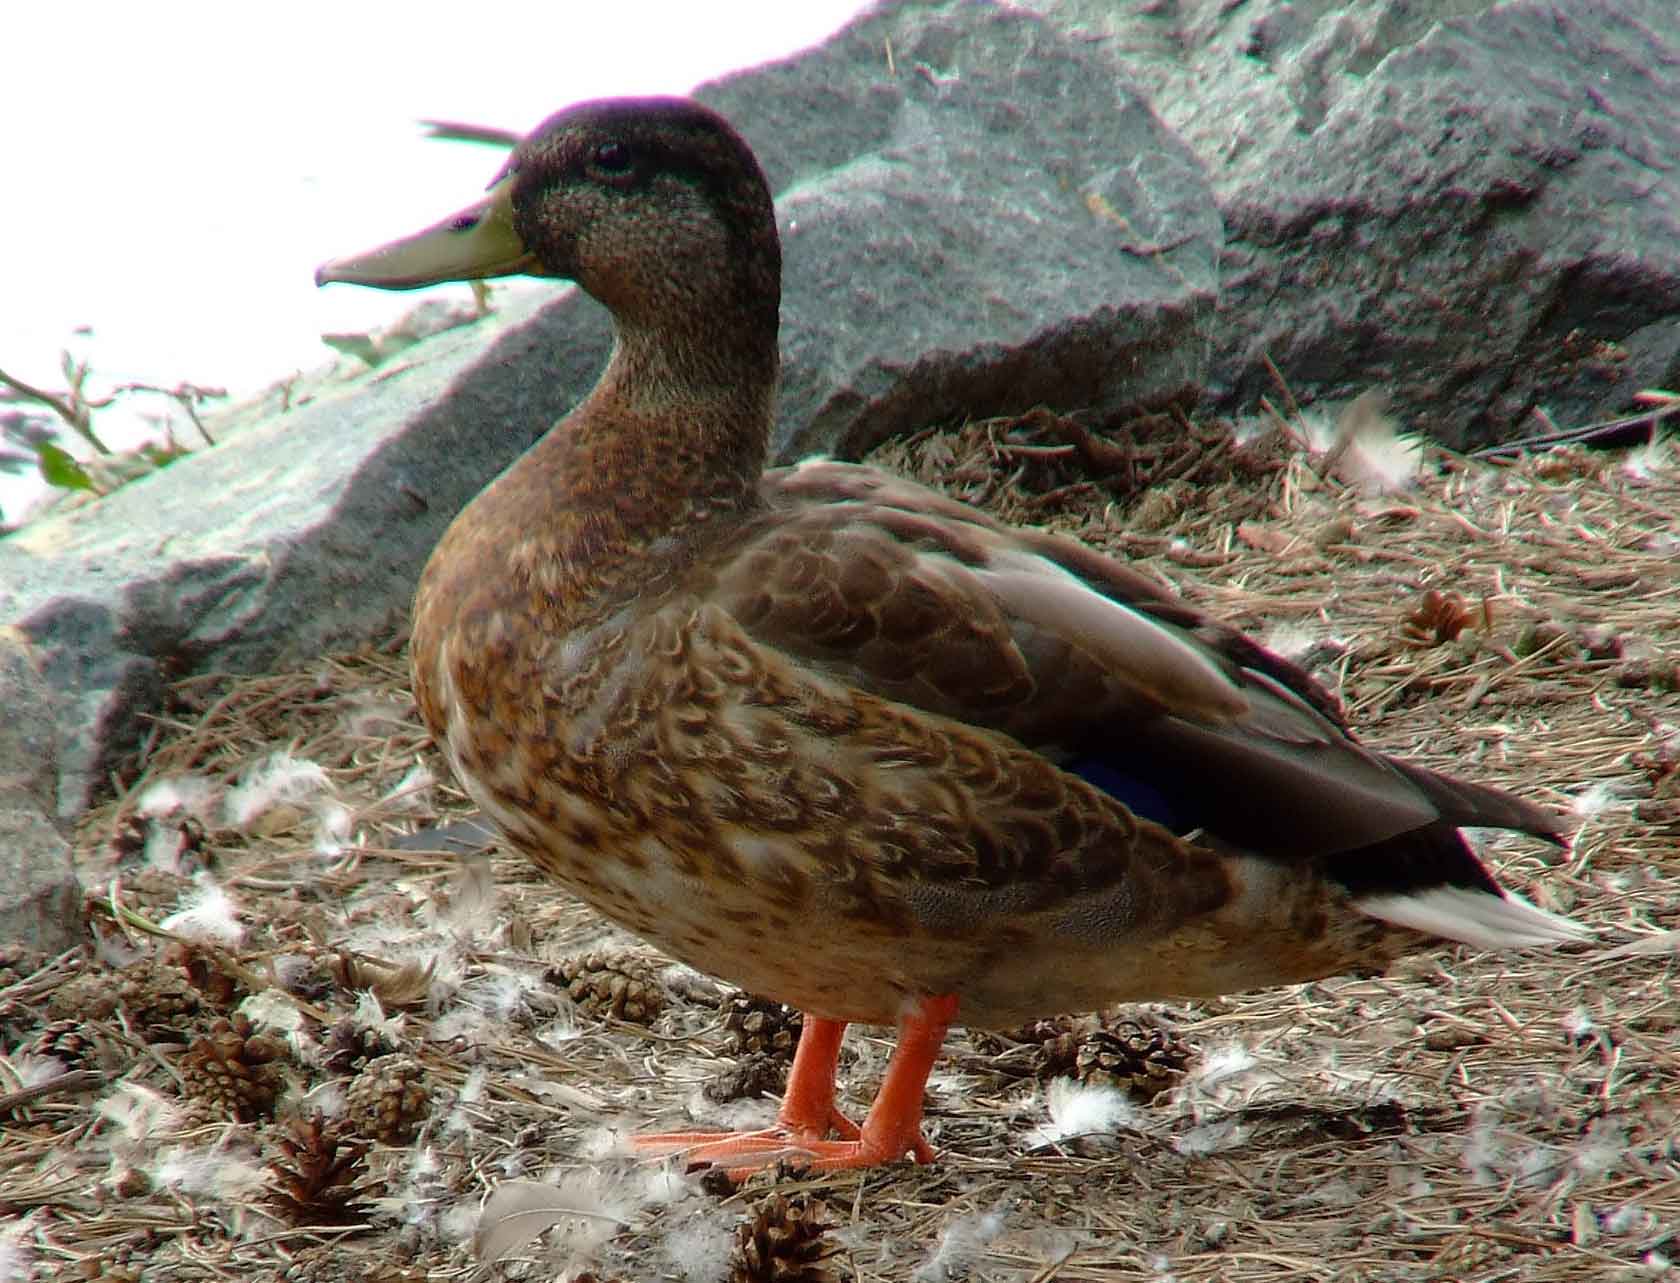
[1,1,867,516]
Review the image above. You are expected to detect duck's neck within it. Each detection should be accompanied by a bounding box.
[606,311,775,446]
[473,313,777,624]
[564,311,777,499]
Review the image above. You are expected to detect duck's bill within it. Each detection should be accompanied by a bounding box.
[315,174,544,290]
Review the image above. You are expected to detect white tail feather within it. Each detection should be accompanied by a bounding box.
[1356,886,1592,951]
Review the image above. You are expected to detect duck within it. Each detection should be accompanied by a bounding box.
[316,96,1588,1173]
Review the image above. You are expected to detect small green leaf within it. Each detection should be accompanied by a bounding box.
[36,441,94,491]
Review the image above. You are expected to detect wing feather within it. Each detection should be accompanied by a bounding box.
[695,460,1555,860]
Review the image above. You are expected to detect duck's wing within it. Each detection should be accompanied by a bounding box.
[714,460,1562,862]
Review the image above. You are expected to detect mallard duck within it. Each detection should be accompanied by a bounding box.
[317,97,1587,1172]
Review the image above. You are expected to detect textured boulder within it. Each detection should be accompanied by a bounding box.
[0,0,1675,846]
[1034,0,1680,446]
[0,632,80,954]
[2,303,611,816]
[702,1,1220,460]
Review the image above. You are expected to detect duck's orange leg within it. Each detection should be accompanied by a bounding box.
[632,1013,856,1159]
[631,994,958,1173]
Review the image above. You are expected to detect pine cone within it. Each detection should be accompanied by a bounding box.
[548,951,668,1024]
[1075,1018,1191,1101]
[344,1053,431,1144]
[732,1192,837,1283]
[721,992,803,1060]
[706,1052,789,1104]
[179,1014,286,1122]
[322,1016,403,1075]
[269,1115,373,1226]
[1016,1015,1085,1078]
[970,1014,1084,1078]
[1432,1233,1512,1273]
[23,1019,100,1071]
[1401,589,1475,647]
[171,941,247,1009]
[47,959,201,1034]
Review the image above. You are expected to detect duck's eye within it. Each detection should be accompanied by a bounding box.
[589,141,636,180]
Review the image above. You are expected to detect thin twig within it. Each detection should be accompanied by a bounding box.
[0,362,111,454]
[1470,399,1680,458]
[0,1069,104,1114]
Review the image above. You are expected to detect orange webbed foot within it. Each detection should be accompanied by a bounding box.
[631,996,957,1175]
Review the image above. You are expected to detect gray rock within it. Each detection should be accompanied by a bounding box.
[2,296,612,816]
[1027,0,1680,447]
[703,1,1220,460]
[0,633,80,954]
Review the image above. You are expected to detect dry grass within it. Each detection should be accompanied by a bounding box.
[1,408,1676,1283]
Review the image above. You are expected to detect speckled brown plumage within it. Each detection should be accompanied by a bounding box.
[317,97,1585,1169]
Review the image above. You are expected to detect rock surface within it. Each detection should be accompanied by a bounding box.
[1036,0,1680,444]
[704,2,1221,461]
[0,632,80,954]
[1,0,1676,851]
[3,297,612,817]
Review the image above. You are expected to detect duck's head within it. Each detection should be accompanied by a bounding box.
[317,97,781,353]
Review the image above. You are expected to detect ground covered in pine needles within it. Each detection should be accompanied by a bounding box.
[2,402,1677,1283]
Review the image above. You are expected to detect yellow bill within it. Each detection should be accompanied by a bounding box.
[315,173,543,290]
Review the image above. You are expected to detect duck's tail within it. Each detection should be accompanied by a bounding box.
[1321,769,1589,951]
[1355,883,1593,950]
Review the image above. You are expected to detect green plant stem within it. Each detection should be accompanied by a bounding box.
[0,364,113,455]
